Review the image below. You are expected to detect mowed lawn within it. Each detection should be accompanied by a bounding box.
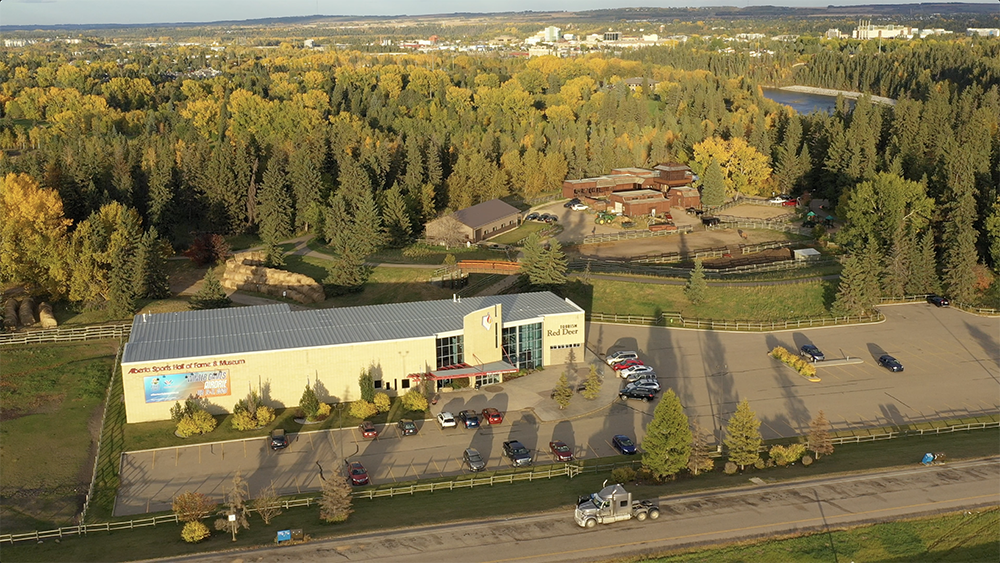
[565,278,834,321]
[0,341,119,529]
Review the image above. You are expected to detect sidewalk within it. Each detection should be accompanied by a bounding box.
[428,346,622,424]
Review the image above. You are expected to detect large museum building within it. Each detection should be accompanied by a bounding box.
[120,292,586,423]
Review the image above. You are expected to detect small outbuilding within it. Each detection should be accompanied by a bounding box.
[793,248,822,261]
[608,189,669,217]
[425,199,521,244]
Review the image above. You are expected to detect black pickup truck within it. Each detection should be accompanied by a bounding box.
[502,440,532,467]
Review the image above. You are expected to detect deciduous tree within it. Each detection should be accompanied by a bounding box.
[687,420,715,476]
[0,173,72,298]
[808,410,834,459]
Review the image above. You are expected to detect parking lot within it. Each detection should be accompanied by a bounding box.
[115,303,997,516]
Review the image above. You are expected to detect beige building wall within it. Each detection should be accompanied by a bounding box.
[122,337,436,423]
[542,310,586,366]
[463,304,502,365]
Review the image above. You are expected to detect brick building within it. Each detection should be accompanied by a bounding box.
[561,163,699,215]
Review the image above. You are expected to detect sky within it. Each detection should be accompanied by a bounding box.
[2,0,996,27]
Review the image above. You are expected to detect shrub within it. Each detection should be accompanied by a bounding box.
[170,401,186,423]
[373,392,391,413]
[176,410,216,437]
[723,461,738,475]
[611,466,637,483]
[801,455,813,466]
[770,346,818,378]
[401,389,429,412]
[230,410,258,431]
[770,443,807,466]
[349,400,378,419]
[255,405,275,427]
[753,458,766,470]
[315,402,332,420]
[181,521,210,543]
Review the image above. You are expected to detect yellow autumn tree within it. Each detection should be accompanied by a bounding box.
[0,173,72,297]
[691,137,773,197]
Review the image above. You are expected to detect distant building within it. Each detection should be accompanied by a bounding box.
[544,26,561,42]
[425,199,521,244]
[603,31,620,42]
[825,29,843,39]
[967,28,1000,38]
[528,46,555,58]
[853,20,915,40]
[608,189,669,217]
[561,164,699,214]
[303,39,314,49]
[623,77,658,93]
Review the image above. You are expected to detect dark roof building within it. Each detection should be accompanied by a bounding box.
[425,199,521,244]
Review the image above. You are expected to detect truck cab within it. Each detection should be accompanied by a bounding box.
[575,483,659,528]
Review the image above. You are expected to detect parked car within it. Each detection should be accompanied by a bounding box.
[503,440,532,466]
[571,203,589,211]
[619,386,657,402]
[549,440,574,462]
[702,217,721,227]
[358,421,378,439]
[624,379,661,393]
[686,207,704,216]
[564,198,581,208]
[619,365,655,379]
[524,212,539,221]
[781,198,799,207]
[481,407,504,425]
[624,371,657,384]
[606,350,639,365]
[397,419,418,436]
[612,434,637,455]
[768,195,791,204]
[927,295,950,307]
[269,428,288,451]
[459,409,480,429]
[611,358,644,371]
[346,460,370,486]
[800,344,825,362]
[436,411,457,428]
[877,354,904,372]
[463,447,486,472]
[544,214,558,223]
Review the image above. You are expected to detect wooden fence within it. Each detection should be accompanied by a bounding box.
[707,220,808,235]
[589,310,884,331]
[79,344,123,524]
[0,322,132,346]
[581,225,692,245]
[879,294,999,316]
[457,260,520,275]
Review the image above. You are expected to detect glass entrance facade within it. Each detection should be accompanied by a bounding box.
[501,322,542,370]
[435,335,464,369]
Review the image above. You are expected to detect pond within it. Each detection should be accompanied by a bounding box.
[762,88,853,114]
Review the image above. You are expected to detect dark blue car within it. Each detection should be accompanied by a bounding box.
[459,409,480,429]
[877,354,904,372]
[612,434,637,455]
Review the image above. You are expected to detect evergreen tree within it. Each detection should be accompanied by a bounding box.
[907,229,941,294]
[299,383,320,419]
[685,259,708,305]
[287,149,323,232]
[359,369,375,403]
[189,269,232,310]
[700,158,726,208]
[641,389,693,481]
[581,364,602,400]
[832,242,881,316]
[257,156,293,243]
[262,239,285,268]
[382,183,413,247]
[941,145,980,304]
[687,420,715,476]
[133,227,171,299]
[724,398,762,470]
[520,233,567,287]
[881,229,913,298]
[986,196,1000,274]
[107,206,143,318]
[552,372,573,409]
[318,472,354,523]
[808,410,834,460]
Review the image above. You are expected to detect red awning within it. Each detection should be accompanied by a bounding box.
[408,360,519,381]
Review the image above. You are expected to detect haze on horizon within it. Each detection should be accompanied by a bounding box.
[2,0,996,27]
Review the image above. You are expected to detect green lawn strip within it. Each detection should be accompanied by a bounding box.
[642,508,1000,563]
[0,342,120,528]
[563,278,834,321]
[3,429,996,562]
[489,221,548,245]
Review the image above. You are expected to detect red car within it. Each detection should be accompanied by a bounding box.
[612,359,644,371]
[359,421,378,439]
[549,440,574,462]
[481,407,504,425]
[346,460,370,486]
[781,198,799,207]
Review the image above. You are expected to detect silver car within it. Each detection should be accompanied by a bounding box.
[624,379,661,392]
[464,448,486,471]
[624,372,657,384]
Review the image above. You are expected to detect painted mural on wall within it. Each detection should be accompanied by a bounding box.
[143,370,231,403]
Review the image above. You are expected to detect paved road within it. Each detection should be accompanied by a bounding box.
[157,457,1000,563]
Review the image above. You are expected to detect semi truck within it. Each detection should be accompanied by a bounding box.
[574,482,660,528]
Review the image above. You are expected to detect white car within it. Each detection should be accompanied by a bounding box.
[436,412,457,428]
[620,365,655,379]
[606,351,638,365]
[571,203,588,211]
[768,195,791,204]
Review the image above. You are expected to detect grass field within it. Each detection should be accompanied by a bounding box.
[562,278,835,320]
[644,508,1000,563]
[0,341,120,529]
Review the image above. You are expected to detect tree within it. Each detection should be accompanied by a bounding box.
[0,172,72,298]
[401,389,429,412]
[691,137,772,197]
[520,233,567,287]
[185,233,231,266]
[724,398,762,470]
[107,205,143,318]
[836,173,932,254]
[832,242,881,316]
[189,269,232,310]
[941,145,980,304]
[373,392,391,413]
[220,470,251,539]
[699,158,726,208]
[133,227,171,299]
[299,383,320,420]
[382,183,412,247]
[907,230,941,294]
[319,472,354,523]
[581,364,602,400]
[808,410,834,459]
[687,420,715,476]
[287,149,324,232]
[256,155,293,244]
[685,259,708,305]
[553,372,573,409]
[173,491,217,523]
[358,369,375,403]
[250,483,282,525]
[181,521,211,543]
[641,389,692,481]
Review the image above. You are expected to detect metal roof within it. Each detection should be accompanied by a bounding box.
[122,292,583,364]
[451,199,520,229]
